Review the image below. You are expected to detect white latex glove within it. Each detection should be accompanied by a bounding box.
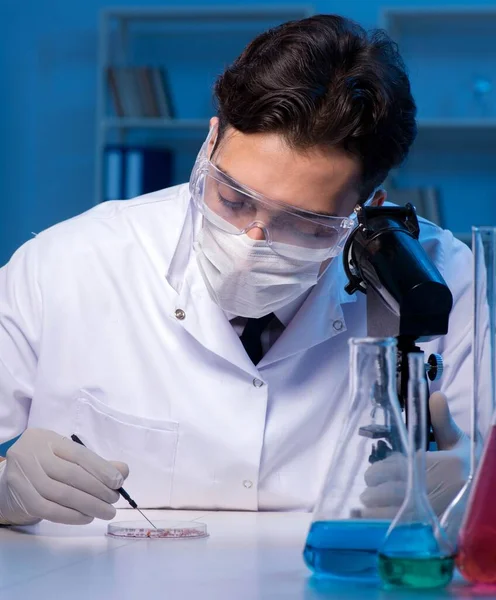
[360,392,469,519]
[0,428,129,526]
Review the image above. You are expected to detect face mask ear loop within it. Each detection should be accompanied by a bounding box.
[210,136,220,161]
[207,123,221,162]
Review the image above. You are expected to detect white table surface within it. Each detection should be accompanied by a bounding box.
[0,510,486,599]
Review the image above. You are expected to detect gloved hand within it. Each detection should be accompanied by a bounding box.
[0,428,129,526]
[360,392,469,519]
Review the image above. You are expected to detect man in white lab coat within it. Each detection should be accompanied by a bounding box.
[0,15,478,526]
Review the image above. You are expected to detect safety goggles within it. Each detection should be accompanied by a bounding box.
[190,130,362,260]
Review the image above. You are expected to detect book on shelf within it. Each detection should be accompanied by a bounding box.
[138,67,160,118]
[103,146,174,201]
[151,68,173,119]
[106,68,124,117]
[106,66,174,119]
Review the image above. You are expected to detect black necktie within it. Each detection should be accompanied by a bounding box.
[240,313,275,365]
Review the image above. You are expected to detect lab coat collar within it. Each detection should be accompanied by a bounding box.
[274,287,313,327]
[167,198,357,375]
[167,201,260,375]
[256,256,356,369]
[166,197,195,294]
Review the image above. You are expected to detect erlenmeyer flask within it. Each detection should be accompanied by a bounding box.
[441,226,495,548]
[303,337,408,583]
[378,353,455,589]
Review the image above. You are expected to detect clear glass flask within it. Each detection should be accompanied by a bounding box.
[303,337,408,583]
[378,353,455,589]
[441,226,495,548]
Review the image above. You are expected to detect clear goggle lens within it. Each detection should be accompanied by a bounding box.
[190,135,362,260]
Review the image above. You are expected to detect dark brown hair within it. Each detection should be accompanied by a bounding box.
[214,14,417,200]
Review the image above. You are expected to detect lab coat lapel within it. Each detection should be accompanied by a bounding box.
[172,252,260,376]
[257,259,357,368]
[165,200,258,375]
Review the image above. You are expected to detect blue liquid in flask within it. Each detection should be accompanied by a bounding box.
[303,520,390,582]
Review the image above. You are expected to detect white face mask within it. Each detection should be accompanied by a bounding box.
[194,217,330,318]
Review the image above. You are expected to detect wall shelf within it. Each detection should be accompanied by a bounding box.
[418,118,496,129]
[103,118,210,130]
[95,4,314,204]
[415,119,496,149]
[381,6,496,35]
[382,7,496,234]
[103,5,315,22]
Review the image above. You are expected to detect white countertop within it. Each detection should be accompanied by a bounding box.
[0,510,478,599]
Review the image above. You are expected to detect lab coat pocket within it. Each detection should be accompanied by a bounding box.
[74,390,179,508]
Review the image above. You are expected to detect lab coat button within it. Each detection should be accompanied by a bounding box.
[253,378,264,388]
[175,309,186,321]
[333,319,344,331]
[243,480,253,489]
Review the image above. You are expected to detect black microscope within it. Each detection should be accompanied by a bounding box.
[343,203,454,459]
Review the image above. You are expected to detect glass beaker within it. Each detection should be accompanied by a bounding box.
[303,337,408,583]
[378,353,455,589]
[441,226,495,549]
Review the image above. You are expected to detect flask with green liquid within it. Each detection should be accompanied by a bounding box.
[378,352,455,589]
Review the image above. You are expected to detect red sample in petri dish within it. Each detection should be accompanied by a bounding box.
[107,520,208,540]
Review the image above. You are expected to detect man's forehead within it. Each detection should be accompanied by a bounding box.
[213,129,362,211]
[213,164,340,218]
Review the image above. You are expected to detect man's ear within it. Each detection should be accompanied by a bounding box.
[371,188,387,207]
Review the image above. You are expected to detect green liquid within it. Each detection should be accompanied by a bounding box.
[378,553,455,589]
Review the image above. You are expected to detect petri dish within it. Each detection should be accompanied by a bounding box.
[107,520,208,540]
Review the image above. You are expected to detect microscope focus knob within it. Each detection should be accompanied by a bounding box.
[426,353,444,382]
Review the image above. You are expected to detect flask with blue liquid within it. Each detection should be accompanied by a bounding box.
[303,337,408,583]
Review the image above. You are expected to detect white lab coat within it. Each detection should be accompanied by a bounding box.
[0,184,479,511]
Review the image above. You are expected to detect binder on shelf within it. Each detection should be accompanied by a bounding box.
[103,145,174,201]
[124,147,174,198]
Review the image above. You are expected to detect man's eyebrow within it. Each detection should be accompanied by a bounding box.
[215,165,339,218]
[215,165,236,182]
[310,209,339,218]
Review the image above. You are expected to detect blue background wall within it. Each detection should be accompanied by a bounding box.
[1,0,495,265]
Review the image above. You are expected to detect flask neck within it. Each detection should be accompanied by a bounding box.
[406,353,430,505]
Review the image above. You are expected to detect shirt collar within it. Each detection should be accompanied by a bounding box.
[225,287,311,326]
